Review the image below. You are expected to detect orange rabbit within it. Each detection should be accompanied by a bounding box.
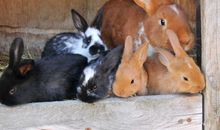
[144,29,205,94]
[112,36,148,97]
[99,0,195,51]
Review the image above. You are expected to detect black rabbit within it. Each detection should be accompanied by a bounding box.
[41,8,107,62]
[0,38,88,106]
[77,45,123,103]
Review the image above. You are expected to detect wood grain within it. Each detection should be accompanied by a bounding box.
[201,0,220,129]
[0,0,87,29]
[0,95,202,130]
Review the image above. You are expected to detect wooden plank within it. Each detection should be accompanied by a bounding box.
[201,0,220,129]
[86,0,108,24]
[0,0,87,29]
[0,95,202,130]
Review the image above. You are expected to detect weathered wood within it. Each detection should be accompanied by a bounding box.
[201,0,220,129]
[0,95,202,130]
[86,0,108,24]
[0,0,87,29]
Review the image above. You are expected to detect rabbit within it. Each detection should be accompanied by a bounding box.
[0,38,88,106]
[112,36,148,98]
[144,29,205,94]
[41,8,107,62]
[77,45,123,103]
[98,0,194,53]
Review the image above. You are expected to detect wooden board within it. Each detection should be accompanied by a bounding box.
[0,0,87,29]
[0,95,202,130]
[201,0,220,129]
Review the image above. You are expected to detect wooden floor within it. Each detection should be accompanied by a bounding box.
[0,94,202,130]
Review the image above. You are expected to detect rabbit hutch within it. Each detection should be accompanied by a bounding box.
[0,0,218,130]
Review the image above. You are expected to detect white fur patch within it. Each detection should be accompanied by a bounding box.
[187,63,193,69]
[134,22,149,49]
[85,27,108,50]
[63,37,96,61]
[62,27,107,62]
[148,44,155,56]
[170,4,180,15]
[77,87,82,93]
[82,67,96,86]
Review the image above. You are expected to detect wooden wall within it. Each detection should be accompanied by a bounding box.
[201,0,220,129]
[0,0,196,58]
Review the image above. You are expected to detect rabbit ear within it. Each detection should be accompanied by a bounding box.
[17,59,35,77]
[71,9,88,32]
[155,48,174,67]
[166,29,188,58]
[9,38,24,69]
[133,43,148,68]
[133,0,174,15]
[122,36,134,62]
[91,7,104,30]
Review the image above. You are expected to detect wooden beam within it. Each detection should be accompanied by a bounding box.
[201,0,220,129]
[0,95,202,130]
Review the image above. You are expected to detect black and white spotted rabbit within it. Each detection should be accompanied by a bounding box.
[42,9,107,61]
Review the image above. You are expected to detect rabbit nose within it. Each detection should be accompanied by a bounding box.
[89,43,105,55]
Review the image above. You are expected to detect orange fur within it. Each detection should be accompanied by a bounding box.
[101,0,194,51]
[112,36,148,97]
[144,30,205,94]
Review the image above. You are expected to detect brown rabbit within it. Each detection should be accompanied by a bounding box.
[112,36,148,97]
[144,29,205,94]
[99,0,194,51]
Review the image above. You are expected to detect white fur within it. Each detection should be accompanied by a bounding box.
[170,4,180,15]
[148,44,155,56]
[63,37,97,61]
[77,87,82,93]
[134,22,149,50]
[187,63,193,69]
[82,66,96,86]
[85,27,108,50]
[62,27,107,62]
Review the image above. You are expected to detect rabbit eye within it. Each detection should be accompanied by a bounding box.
[9,88,17,95]
[182,76,189,81]
[131,80,135,84]
[159,19,166,26]
[86,36,92,44]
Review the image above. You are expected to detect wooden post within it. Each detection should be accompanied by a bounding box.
[201,0,220,129]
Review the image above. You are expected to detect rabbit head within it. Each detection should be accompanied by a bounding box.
[112,36,148,97]
[71,9,107,57]
[151,29,205,94]
[77,46,123,103]
[133,0,195,51]
[0,38,35,104]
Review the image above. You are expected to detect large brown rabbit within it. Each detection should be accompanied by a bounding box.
[144,29,205,94]
[99,0,195,52]
[112,36,148,97]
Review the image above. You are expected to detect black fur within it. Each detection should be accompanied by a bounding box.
[0,38,88,106]
[91,7,104,30]
[71,9,88,33]
[77,45,123,103]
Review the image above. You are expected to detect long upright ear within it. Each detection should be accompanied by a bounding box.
[91,7,104,30]
[133,0,174,15]
[155,48,174,67]
[122,36,134,62]
[166,29,188,58]
[133,42,148,68]
[9,38,24,69]
[71,9,88,32]
[16,59,35,77]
